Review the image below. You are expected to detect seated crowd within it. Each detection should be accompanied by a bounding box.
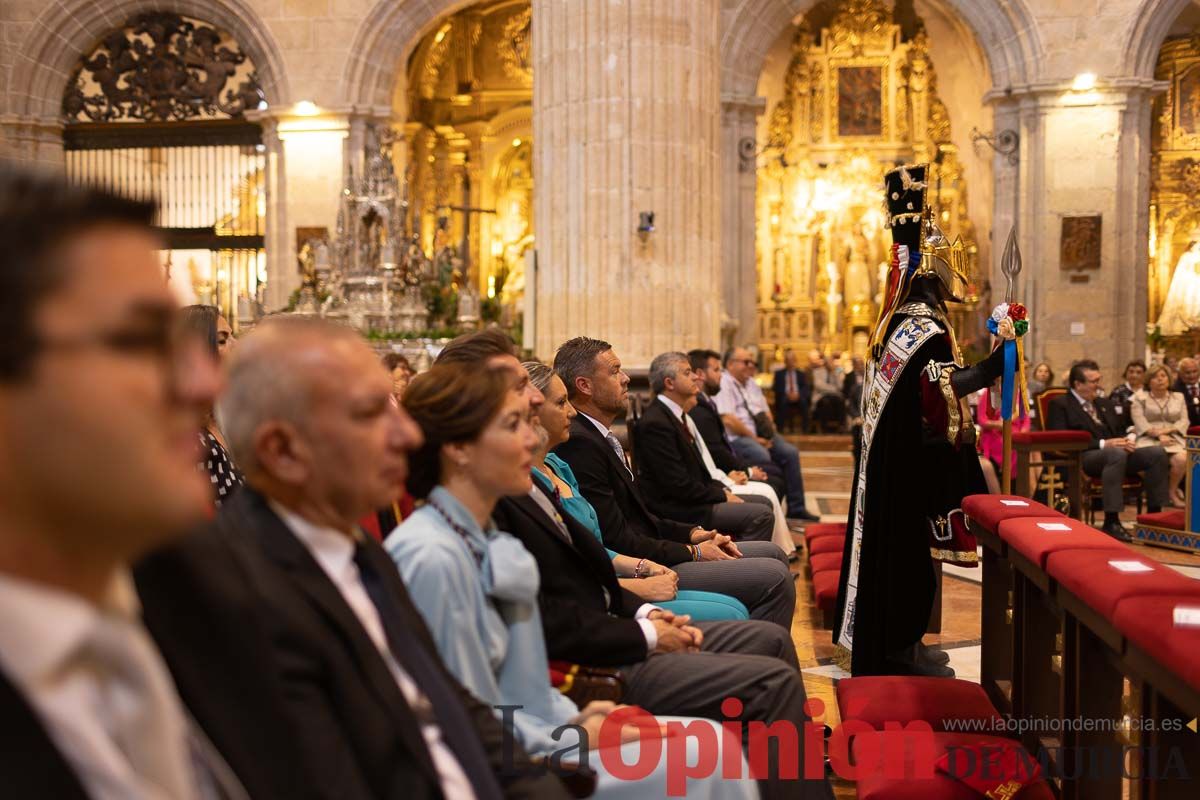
[0,170,834,799]
[974,356,1190,542]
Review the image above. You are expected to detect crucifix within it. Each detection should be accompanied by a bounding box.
[437,160,496,281]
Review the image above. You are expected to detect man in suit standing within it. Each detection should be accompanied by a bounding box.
[1047,362,1170,541]
[635,352,775,541]
[210,318,567,799]
[772,349,810,433]
[1171,357,1200,428]
[0,169,258,799]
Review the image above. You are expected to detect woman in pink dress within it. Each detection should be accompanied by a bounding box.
[977,386,1031,480]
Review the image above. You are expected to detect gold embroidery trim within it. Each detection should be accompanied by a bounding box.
[937,367,961,445]
[930,547,979,563]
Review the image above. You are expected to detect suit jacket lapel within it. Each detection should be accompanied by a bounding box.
[506,492,619,609]
[226,490,441,785]
[0,667,90,799]
[572,416,662,524]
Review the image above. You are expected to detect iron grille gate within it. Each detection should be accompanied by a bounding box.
[63,120,267,328]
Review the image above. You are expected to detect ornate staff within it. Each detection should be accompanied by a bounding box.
[991,228,1030,493]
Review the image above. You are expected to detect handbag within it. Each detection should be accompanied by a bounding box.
[928,509,978,567]
[734,381,778,440]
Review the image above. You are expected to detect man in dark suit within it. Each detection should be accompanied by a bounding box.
[0,169,289,799]
[207,318,567,800]
[772,349,811,433]
[634,352,774,540]
[1047,362,1170,541]
[1171,357,1200,428]
[689,349,787,499]
[491,488,833,800]
[553,338,798,629]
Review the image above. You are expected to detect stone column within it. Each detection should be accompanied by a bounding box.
[721,93,766,352]
[532,0,722,366]
[1003,81,1163,376]
[258,116,292,312]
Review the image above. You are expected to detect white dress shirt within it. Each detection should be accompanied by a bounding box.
[713,371,768,437]
[270,503,476,800]
[658,396,797,555]
[0,570,198,800]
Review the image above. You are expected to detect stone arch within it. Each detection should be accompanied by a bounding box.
[1124,0,1198,79]
[720,0,1044,98]
[340,0,492,113]
[9,0,291,124]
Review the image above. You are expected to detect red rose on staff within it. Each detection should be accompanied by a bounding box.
[1007,303,1027,321]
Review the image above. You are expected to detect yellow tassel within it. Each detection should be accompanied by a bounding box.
[1015,337,1028,418]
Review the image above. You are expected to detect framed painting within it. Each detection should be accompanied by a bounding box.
[837,66,883,137]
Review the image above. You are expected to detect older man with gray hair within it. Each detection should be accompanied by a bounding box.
[633,351,775,542]
[1171,356,1200,428]
[211,317,569,799]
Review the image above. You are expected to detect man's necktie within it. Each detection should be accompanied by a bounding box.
[786,370,797,396]
[1083,400,1102,426]
[605,431,634,478]
[352,542,503,800]
[85,614,198,800]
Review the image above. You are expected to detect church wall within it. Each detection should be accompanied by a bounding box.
[1,0,1198,369]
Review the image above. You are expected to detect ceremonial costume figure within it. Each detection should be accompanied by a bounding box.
[833,165,1006,677]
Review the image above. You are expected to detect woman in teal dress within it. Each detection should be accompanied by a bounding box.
[386,364,755,800]
[524,362,749,622]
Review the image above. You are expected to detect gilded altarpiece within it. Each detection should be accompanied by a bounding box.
[1149,32,1200,349]
[756,0,977,359]
[403,0,533,322]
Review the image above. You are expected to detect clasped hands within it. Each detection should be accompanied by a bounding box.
[688,527,743,560]
[648,609,703,653]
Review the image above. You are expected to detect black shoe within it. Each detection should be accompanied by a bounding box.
[917,642,950,666]
[789,510,821,523]
[886,646,955,678]
[1100,521,1133,542]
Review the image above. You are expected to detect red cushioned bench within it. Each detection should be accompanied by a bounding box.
[812,569,839,628]
[1133,508,1200,553]
[1047,549,1200,651]
[849,731,1053,800]
[963,495,1060,533]
[809,551,842,575]
[1113,594,1200,716]
[808,535,845,556]
[803,522,845,542]
[837,676,1005,734]
[997,516,1128,591]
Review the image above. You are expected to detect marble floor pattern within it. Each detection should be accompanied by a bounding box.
[783,439,1200,799]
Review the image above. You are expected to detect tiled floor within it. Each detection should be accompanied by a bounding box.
[784,437,1200,799]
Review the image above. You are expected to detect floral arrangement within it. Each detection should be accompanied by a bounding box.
[986,302,1030,421]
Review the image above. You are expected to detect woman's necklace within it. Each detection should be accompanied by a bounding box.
[427,497,485,567]
[1151,391,1172,420]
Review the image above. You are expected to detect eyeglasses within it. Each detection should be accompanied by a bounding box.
[36,319,182,363]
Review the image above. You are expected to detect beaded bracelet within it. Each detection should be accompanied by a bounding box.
[634,558,647,578]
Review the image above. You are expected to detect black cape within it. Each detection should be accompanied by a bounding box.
[832,309,986,676]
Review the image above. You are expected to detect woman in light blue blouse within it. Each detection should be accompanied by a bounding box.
[386,363,754,800]
[524,362,749,622]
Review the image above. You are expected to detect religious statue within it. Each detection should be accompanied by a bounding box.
[1157,239,1200,335]
[844,223,874,306]
[822,261,842,340]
